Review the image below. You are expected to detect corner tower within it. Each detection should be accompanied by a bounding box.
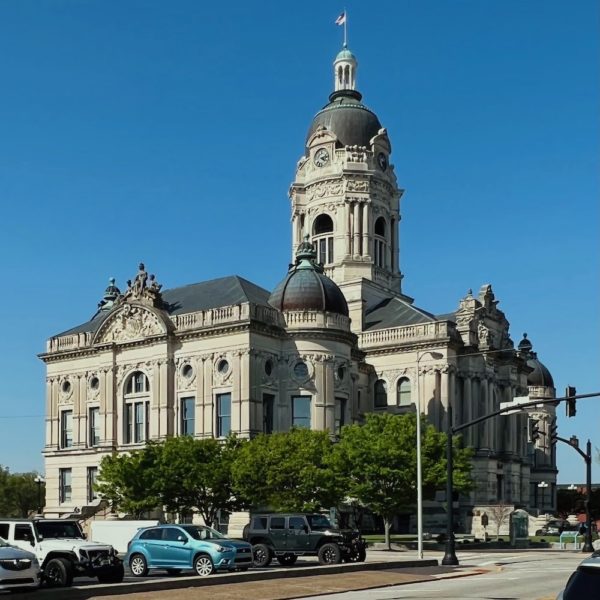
[289,46,404,331]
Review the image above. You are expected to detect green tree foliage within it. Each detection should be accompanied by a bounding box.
[96,447,162,518]
[155,435,247,527]
[232,428,343,512]
[332,412,473,548]
[0,467,45,518]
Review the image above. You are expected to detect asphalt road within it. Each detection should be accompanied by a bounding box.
[298,551,585,600]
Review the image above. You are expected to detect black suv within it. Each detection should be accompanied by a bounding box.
[244,513,367,567]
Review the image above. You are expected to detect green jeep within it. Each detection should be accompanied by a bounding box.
[244,513,367,567]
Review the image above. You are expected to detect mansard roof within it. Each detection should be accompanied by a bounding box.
[363,296,436,331]
[54,275,271,337]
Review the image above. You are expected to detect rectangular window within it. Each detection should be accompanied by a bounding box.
[263,393,275,434]
[328,236,334,264]
[292,396,311,429]
[87,467,98,503]
[216,393,231,437]
[60,410,73,449]
[125,401,149,444]
[270,517,285,530]
[181,397,195,436]
[335,397,347,435]
[89,407,100,447]
[59,468,72,503]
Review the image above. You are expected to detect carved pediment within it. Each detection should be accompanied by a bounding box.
[94,304,168,344]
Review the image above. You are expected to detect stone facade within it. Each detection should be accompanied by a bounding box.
[39,45,557,531]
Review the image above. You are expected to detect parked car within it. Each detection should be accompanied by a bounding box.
[244,513,367,567]
[536,519,577,536]
[0,537,41,592]
[556,553,600,599]
[126,524,253,577]
[0,518,123,588]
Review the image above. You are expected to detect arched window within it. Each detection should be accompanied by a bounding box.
[374,217,387,268]
[124,371,150,444]
[397,378,411,406]
[313,214,334,265]
[374,379,387,408]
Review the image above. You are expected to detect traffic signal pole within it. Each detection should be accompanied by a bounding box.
[441,391,600,566]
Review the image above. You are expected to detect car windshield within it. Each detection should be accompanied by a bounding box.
[306,515,332,531]
[34,521,83,539]
[180,525,225,540]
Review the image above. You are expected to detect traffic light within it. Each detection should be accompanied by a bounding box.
[565,386,577,417]
[529,418,541,443]
[550,419,558,445]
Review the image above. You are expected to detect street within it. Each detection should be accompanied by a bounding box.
[299,551,584,600]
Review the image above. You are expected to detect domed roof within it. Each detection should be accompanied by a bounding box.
[268,237,349,317]
[518,333,554,388]
[335,47,356,61]
[306,89,382,152]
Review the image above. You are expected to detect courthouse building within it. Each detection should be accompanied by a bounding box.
[40,45,557,531]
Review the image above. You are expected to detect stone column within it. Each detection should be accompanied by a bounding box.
[362,202,370,257]
[194,357,203,438]
[480,379,488,449]
[105,369,115,445]
[391,216,397,271]
[344,203,351,257]
[463,376,472,447]
[203,357,213,437]
[353,202,361,258]
[324,360,335,434]
[440,369,449,431]
[150,363,161,439]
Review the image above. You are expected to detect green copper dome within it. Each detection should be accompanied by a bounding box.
[336,47,356,61]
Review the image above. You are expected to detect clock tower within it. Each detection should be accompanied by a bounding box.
[289,46,405,332]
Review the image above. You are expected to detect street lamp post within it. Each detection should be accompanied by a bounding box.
[414,350,443,560]
[34,476,44,515]
[538,481,549,511]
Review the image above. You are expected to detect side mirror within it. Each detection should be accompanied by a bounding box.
[177,535,187,543]
[30,540,35,547]
[303,525,309,533]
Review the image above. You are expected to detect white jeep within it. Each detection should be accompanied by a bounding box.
[0,518,124,587]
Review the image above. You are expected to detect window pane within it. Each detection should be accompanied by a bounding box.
[182,397,195,436]
[335,398,346,434]
[125,404,133,444]
[60,469,72,503]
[270,517,285,530]
[134,402,144,443]
[397,379,411,407]
[217,393,231,437]
[61,411,73,449]
[328,236,334,263]
[87,467,98,502]
[292,396,311,429]
[89,407,100,446]
[263,394,275,434]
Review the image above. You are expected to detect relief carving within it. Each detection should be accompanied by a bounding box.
[345,179,369,193]
[96,304,166,343]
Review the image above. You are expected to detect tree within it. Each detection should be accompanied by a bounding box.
[96,447,162,517]
[232,428,344,512]
[332,412,473,549]
[488,503,513,540]
[155,435,247,527]
[0,468,45,518]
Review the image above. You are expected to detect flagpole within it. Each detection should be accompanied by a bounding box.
[344,9,348,47]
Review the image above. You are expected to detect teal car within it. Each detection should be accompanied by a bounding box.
[126,524,253,577]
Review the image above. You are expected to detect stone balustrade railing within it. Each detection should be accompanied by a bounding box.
[284,310,350,330]
[360,321,453,348]
[47,302,282,353]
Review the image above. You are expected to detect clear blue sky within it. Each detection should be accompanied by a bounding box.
[0,1,597,485]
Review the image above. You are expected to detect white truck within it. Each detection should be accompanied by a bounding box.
[0,518,124,587]
[90,519,160,555]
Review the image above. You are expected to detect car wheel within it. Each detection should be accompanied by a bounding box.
[44,557,74,587]
[318,543,342,565]
[277,553,298,566]
[129,554,149,577]
[252,543,272,568]
[97,563,125,583]
[194,554,215,577]
[348,548,367,562]
[166,568,181,576]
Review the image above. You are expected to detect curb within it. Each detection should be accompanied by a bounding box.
[27,559,440,599]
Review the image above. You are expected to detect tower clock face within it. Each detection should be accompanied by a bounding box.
[314,148,330,167]
[377,152,388,171]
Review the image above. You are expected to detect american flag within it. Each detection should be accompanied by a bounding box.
[335,11,346,26]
